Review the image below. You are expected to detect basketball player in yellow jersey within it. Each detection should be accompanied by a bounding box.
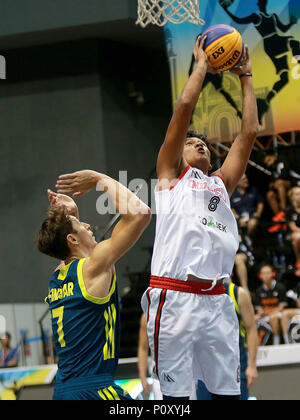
[142,37,259,400]
[36,170,151,400]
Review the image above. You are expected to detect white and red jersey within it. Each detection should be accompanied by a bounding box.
[151,165,239,281]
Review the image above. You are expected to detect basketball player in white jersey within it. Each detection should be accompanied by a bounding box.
[142,36,258,400]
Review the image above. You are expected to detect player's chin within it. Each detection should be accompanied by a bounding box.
[194,153,209,164]
[88,238,97,250]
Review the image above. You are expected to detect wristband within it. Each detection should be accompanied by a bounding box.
[239,72,253,79]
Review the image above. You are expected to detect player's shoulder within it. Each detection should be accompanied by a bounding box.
[209,170,229,192]
[210,169,224,181]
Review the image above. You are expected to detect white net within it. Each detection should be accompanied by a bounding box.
[136,0,205,28]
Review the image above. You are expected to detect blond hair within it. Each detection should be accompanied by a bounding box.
[288,186,300,202]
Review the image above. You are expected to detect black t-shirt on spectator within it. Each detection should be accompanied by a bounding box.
[231,186,264,217]
[253,281,287,312]
[286,205,300,228]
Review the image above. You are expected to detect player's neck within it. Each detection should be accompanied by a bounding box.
[192,163,209,175]
[66,243,94,264]
[64,253,86,265]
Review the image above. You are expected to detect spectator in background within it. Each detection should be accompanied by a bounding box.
[0,332,19,368]
[231,174,264,243]
[264,152,300,232]
[281,283,300,344]
[286,186,300,277]
[231,174,264,290]
[253,264,287,346]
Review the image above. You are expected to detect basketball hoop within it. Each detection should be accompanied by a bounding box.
[136,0,205,28]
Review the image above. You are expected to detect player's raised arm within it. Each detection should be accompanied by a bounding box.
[156,36,211,182]
[56,170,151,284]
[216,46,259,197]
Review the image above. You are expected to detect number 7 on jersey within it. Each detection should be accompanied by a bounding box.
[52,306,66,348]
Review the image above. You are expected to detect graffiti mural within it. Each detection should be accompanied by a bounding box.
[164,0,300,142]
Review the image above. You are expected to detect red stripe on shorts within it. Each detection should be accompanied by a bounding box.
[146,288,152,322]
[154,289,167,377]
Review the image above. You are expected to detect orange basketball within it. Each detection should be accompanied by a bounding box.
[199,24,244,72]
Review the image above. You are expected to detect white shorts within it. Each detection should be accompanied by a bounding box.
[141,287,241,397]
[151,374,197,400]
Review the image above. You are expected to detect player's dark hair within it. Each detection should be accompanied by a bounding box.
[186,130,208,144]
[35,207,76,261]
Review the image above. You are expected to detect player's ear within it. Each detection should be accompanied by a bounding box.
[67,233,78,246]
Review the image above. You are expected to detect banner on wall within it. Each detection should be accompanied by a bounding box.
[164,0,300,142]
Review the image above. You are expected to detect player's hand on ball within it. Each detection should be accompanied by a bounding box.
[194,35,217,74]
[194,35,208,65]
[230,45,252,76]
[56,170,101,198]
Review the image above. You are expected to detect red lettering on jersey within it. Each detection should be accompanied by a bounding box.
[187,179,227,203]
